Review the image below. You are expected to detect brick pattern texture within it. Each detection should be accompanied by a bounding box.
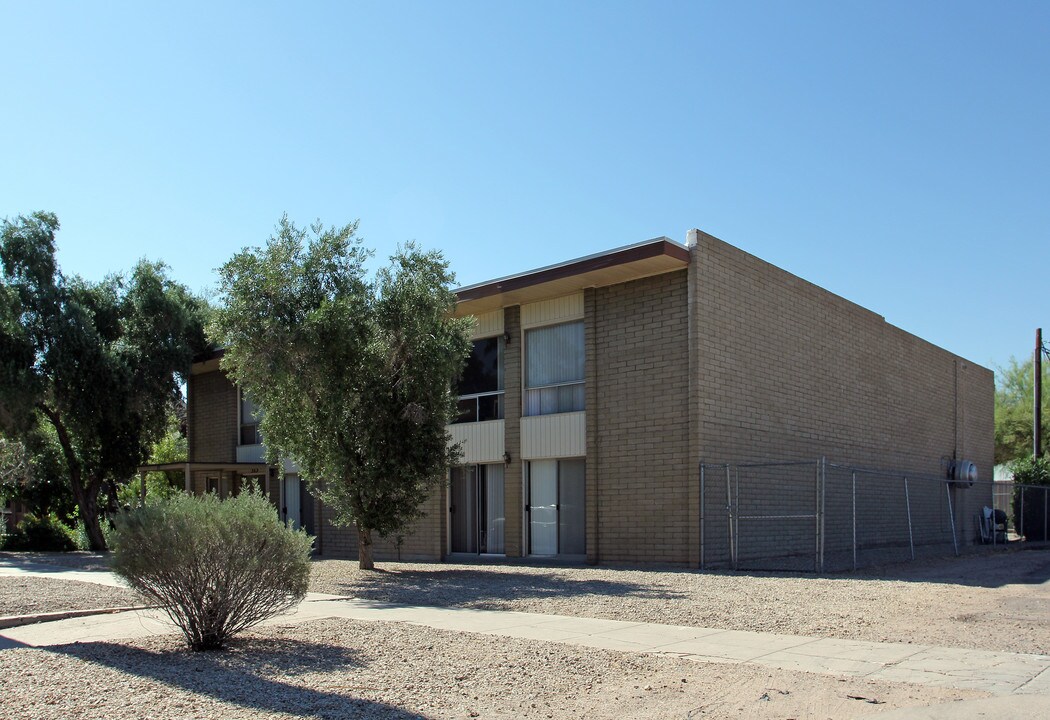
[690,231,994,565]
[186,231,994,568]
[587,272,691,563]
[502,305,524,557]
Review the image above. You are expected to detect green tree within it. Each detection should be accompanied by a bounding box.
[212,215,472,569]
[0,427,76,521]
[118,404,188,507]
[995,356,1050,464]
[0,212,207,549]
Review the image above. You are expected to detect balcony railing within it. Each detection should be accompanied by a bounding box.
[236,443,266,463]
[453,391,505,424]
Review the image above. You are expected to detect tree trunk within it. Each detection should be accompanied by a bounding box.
[357,523,375,570]
[71,476,107,551]
[38,404,108,551]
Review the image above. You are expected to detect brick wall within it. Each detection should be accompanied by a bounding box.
[588,271,691,564]
[188,369,238,492]
[188,370,238,463]
[502,305,524,557]
[315,481,444,561]
[689,231,994,565]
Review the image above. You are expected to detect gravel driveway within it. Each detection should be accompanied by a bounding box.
[0,617,982,719]
[310,548,1050,655]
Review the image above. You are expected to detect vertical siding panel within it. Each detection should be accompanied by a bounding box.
[470,310,504,338]
[521,293,584,328]
[448,420,505,464]
[521,412,586,458]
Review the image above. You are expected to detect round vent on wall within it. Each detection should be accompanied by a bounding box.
[950,460,978,487]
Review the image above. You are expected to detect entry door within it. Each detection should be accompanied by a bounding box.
[450,466,478,553]
[529,460,559,555]
[450,465,505,555]
[528,459,585,557]
[284,474,301,530]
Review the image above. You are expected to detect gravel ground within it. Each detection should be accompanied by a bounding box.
[0,617,982,719]
[0,576,141,617]
[310,548,1050,655]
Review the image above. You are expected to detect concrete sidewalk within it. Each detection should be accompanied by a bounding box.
[0,557,127,588]
[3,557,1050,701]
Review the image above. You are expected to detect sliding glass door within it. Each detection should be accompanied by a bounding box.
[527,459,585,558]
[449,464,505,555]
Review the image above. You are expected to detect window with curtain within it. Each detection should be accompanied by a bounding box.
[524,321,585,416]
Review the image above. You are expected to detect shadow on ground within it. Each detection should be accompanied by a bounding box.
[47,637,423,719]
[708,546,1050,589]
[323,566,688,609]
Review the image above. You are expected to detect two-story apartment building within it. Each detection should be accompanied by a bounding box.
[181,228,993,567]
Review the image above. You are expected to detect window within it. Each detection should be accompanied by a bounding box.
[240,390,262,445]
[524,321,584,416]
[453,337,504,423]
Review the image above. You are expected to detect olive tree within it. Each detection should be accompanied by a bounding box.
[0,212,207,549]
[213,216,471,569]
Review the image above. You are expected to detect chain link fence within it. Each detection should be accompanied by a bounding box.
[700,458,1050,572]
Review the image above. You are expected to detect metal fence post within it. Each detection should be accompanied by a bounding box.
[1044,486,1047,543]
[734,467,740,569]
[904,477,914,561]
[726,464,735,570]
[819,457,826,572]
[1021,486,1025,541]
[699,463,705,570]
[813,461,820,572]
[992,482,997,547]
[945,481,959,556]
[852,470,858,571]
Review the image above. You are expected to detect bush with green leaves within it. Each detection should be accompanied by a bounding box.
[1,512,79,551]
[1011,455,1050,542]
[111,491,312,651]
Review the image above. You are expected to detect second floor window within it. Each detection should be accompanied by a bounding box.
[525,321,584,416]
[454,337,504,423]
[240,390,262,445]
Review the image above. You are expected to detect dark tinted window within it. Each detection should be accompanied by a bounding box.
[457,337,502,396]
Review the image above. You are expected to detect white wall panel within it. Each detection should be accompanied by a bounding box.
[470,310,504,339]
[521,293,584,329]
[521,412,586,459]
[447,420,505,464]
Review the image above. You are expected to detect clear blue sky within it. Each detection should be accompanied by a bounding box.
[2,2,1047,373]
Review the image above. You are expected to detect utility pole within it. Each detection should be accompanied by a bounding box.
[1037,328,1043,458]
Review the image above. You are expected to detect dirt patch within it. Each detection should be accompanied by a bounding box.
[310,548,1050,654]
[0,617,983,719]
[0,576,140,617]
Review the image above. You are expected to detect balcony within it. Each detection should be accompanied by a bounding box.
[235,443,298,472]
[447,419,505,465]
[236,443,265,463]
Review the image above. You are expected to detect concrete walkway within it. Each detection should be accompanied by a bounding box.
[3,559,1050,701]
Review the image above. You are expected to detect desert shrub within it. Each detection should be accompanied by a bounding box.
[111,490,312,651]
[1011,455,1050,542]
[1,512,79,551]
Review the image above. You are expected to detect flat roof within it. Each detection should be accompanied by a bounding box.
[191,237,691,373]
[454,237,690,316]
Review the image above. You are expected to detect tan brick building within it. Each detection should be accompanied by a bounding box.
[184,229,993,567]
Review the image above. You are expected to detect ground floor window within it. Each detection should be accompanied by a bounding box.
[526,458,585,557]
[449,464,505,555]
